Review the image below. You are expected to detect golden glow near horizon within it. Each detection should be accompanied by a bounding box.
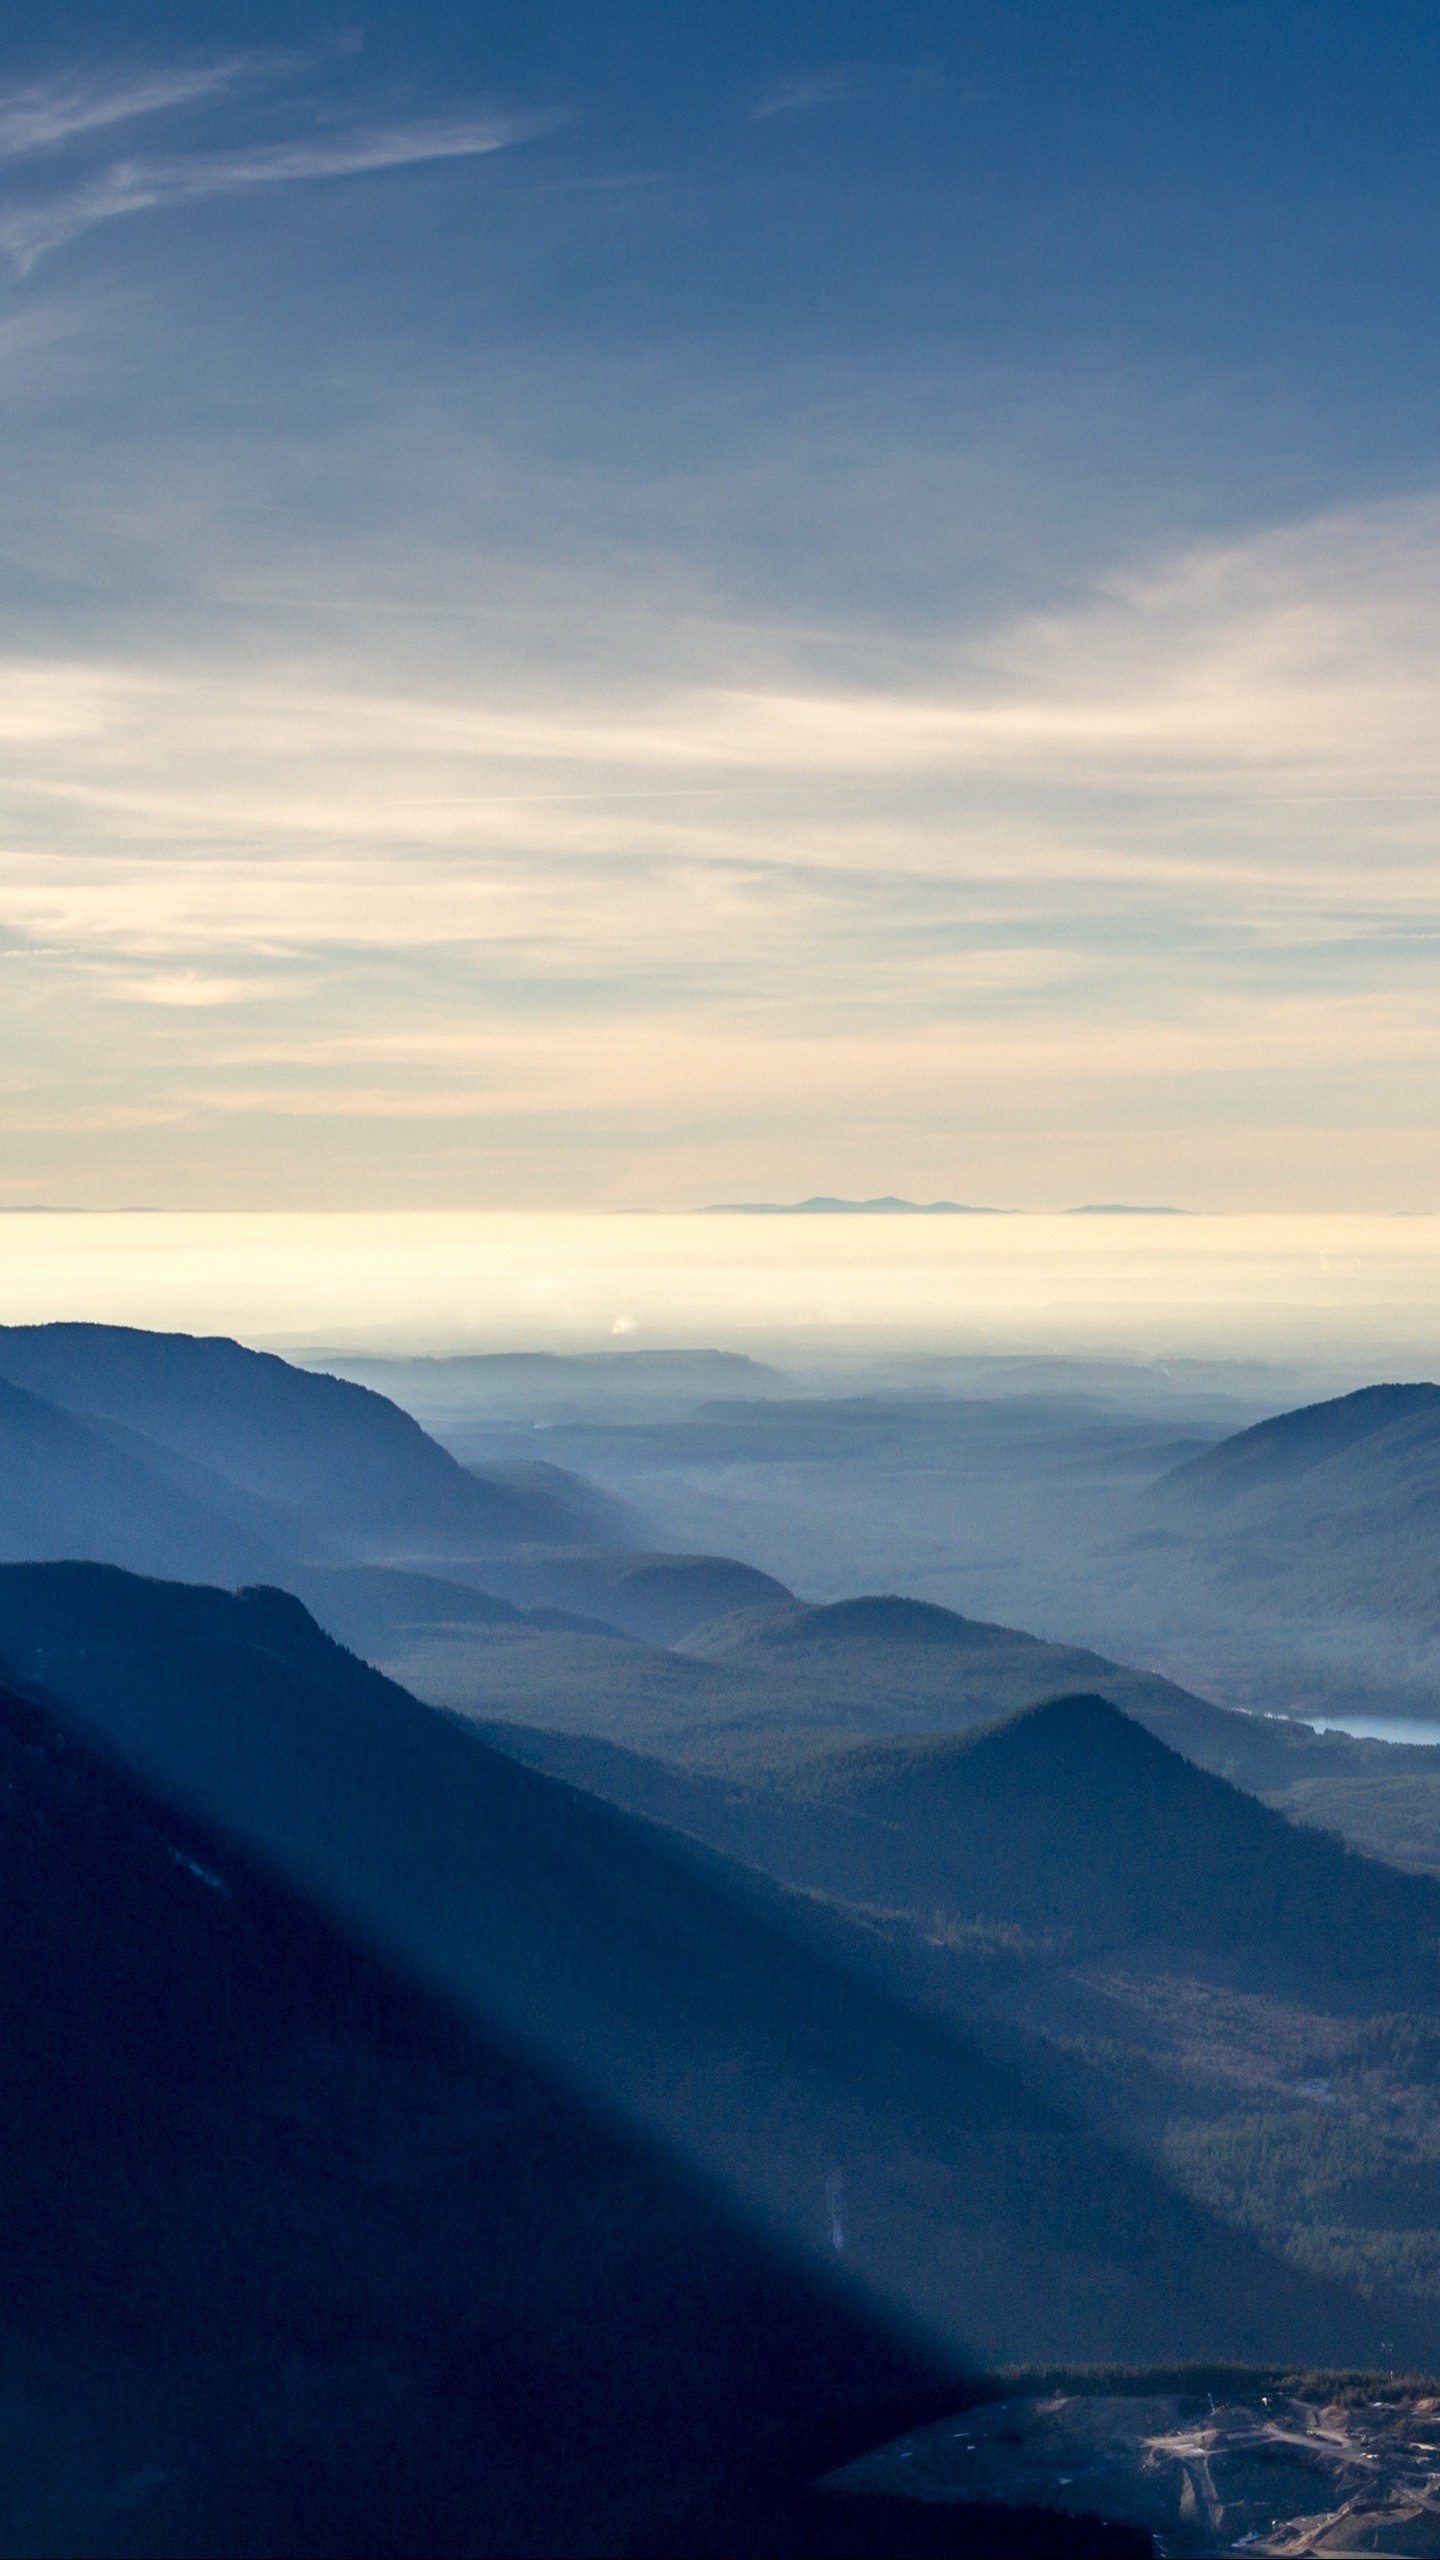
[1,1210,1438,1360]
[6,496,1440,1213]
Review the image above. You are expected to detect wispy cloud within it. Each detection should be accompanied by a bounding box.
[0,113,558,269]
[751,68,867,121]
[0,61,252,161]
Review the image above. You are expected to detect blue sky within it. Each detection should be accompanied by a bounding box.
[4,2,1440,1208]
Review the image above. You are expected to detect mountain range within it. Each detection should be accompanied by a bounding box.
[11,1330,1440,2547]
[700,1197,997,1214]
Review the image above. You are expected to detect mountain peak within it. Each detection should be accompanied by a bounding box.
[688,1593,1007,1655]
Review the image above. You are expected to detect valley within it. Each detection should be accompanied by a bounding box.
[5,1321,1440,2549]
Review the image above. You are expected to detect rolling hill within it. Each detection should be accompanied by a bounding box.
[381,1582,1348,1798]
[484,1691,1440,1999]
[471,1547,795,1643]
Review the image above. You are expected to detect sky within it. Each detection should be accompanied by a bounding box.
[5,3,1440,1212]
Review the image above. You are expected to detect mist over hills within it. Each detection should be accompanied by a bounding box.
[0,1322,762,1648]
[16,1324,1440,2544]
[315,1347,792,1433]
[392,1346,1440,1743]
[10,1319,1434,1858]
[0,1324,626,1561]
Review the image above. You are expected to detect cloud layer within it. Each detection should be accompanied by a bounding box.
[2,489,1440,1206]
[2,24,1439,1210]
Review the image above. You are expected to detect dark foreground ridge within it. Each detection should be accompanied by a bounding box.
[0,1661,970,2557]
[0,1602,1178,2558]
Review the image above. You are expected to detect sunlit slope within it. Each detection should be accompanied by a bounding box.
[0,1372,292,1587]
[0,1669,959,2560]
[484,1696,1440,2327]
[0,1560,1378,2373]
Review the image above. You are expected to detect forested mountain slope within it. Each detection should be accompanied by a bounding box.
[483,1694,1440,2327]
[0,1560,1382,2377]
[486,1693,1440,2000]
[1142,1381,1440,1631]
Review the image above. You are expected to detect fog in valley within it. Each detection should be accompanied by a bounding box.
[321,1340,1440,1737]
[7,1313,1440,2550]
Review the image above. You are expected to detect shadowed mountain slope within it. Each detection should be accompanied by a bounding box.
[482,1694,1440,2000]
[1104,1381,1440,1725]
[0,1668,979,2560]
[0,1323,630,1558]
[0,1561,1383,2377]
[1155,1384,1440,1512]
[0,1374,286,1588]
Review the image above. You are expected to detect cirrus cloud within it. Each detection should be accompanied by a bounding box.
[0,109,561,269]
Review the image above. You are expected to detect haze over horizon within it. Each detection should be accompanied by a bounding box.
[4,5,1440,1216]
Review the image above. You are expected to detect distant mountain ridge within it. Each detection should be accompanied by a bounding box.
[1129,1381,1440,1716]
[702,1195,996,1213]
[699,1198,1187,1214]
[0,1320,790,1654]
